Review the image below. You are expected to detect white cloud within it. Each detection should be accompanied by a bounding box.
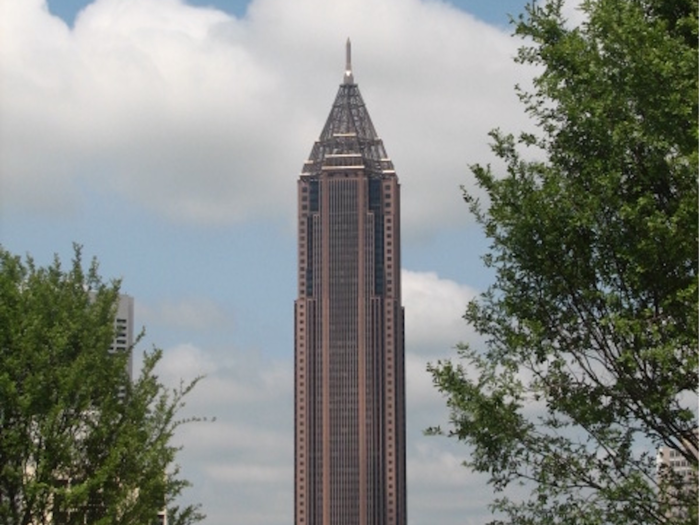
[149,269,489,525]
[403,269,479,353]
[0,0,532,237]
[408,440,475,487]
[158,343,294,525]
[563,0,588,27]
[406,351,445,410]
[157,342,218,379]
[0,0,540,522]
[407,436,497,524]
[156,342,292,409]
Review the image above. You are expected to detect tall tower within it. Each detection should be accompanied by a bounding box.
[112,294,134,380]
[294,40,406,525]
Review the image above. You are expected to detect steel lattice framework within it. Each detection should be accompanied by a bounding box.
[301,42,396,179]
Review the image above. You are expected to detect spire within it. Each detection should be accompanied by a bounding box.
[301,38,395,177]
[344,38,354,84]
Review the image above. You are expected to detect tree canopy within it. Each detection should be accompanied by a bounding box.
[0,246,204,525]
[429,0,698,523]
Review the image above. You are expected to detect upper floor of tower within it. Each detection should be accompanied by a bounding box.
[301,39,396,179]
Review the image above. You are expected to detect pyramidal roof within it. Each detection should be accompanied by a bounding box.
[301,39,396,178]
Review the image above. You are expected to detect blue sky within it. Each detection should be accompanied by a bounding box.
[48,0,530,27]
[0,0,583,523]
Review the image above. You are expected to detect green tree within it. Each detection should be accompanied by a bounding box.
[0,246,205,525]
[428,0,698,523]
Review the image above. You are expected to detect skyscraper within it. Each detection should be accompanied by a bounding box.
[112,294,134,380]
[294,40,406,525]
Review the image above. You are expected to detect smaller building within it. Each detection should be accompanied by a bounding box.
[112,294,134,380]
[656,430,698,519]
[29,294,141,524]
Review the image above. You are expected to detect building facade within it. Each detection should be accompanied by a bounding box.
[38,294,139,524]
[294,41,406,525]
[112,294,134,380]
[656,430,699,519]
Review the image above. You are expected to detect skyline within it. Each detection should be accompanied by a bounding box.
[0,0,586,524]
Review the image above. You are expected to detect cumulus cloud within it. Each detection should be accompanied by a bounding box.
[0,0,532,237]
[401,269,481,432]
[150,269,485,524]
[562,0,589,26]
[406,351,445,411]
[157,342,218,379]
[0,0,554,522]
[156,341,293,525]
[403,268,479,352]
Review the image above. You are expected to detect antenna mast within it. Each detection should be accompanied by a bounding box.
[344,38,354,84]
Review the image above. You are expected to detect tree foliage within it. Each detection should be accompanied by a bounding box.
[429,0,698,523]
[0,245,204,525]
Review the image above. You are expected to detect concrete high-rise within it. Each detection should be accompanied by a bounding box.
[112,294,134,380]
[294,40,406,525]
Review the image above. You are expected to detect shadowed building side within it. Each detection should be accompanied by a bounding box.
[294,40,406,525]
